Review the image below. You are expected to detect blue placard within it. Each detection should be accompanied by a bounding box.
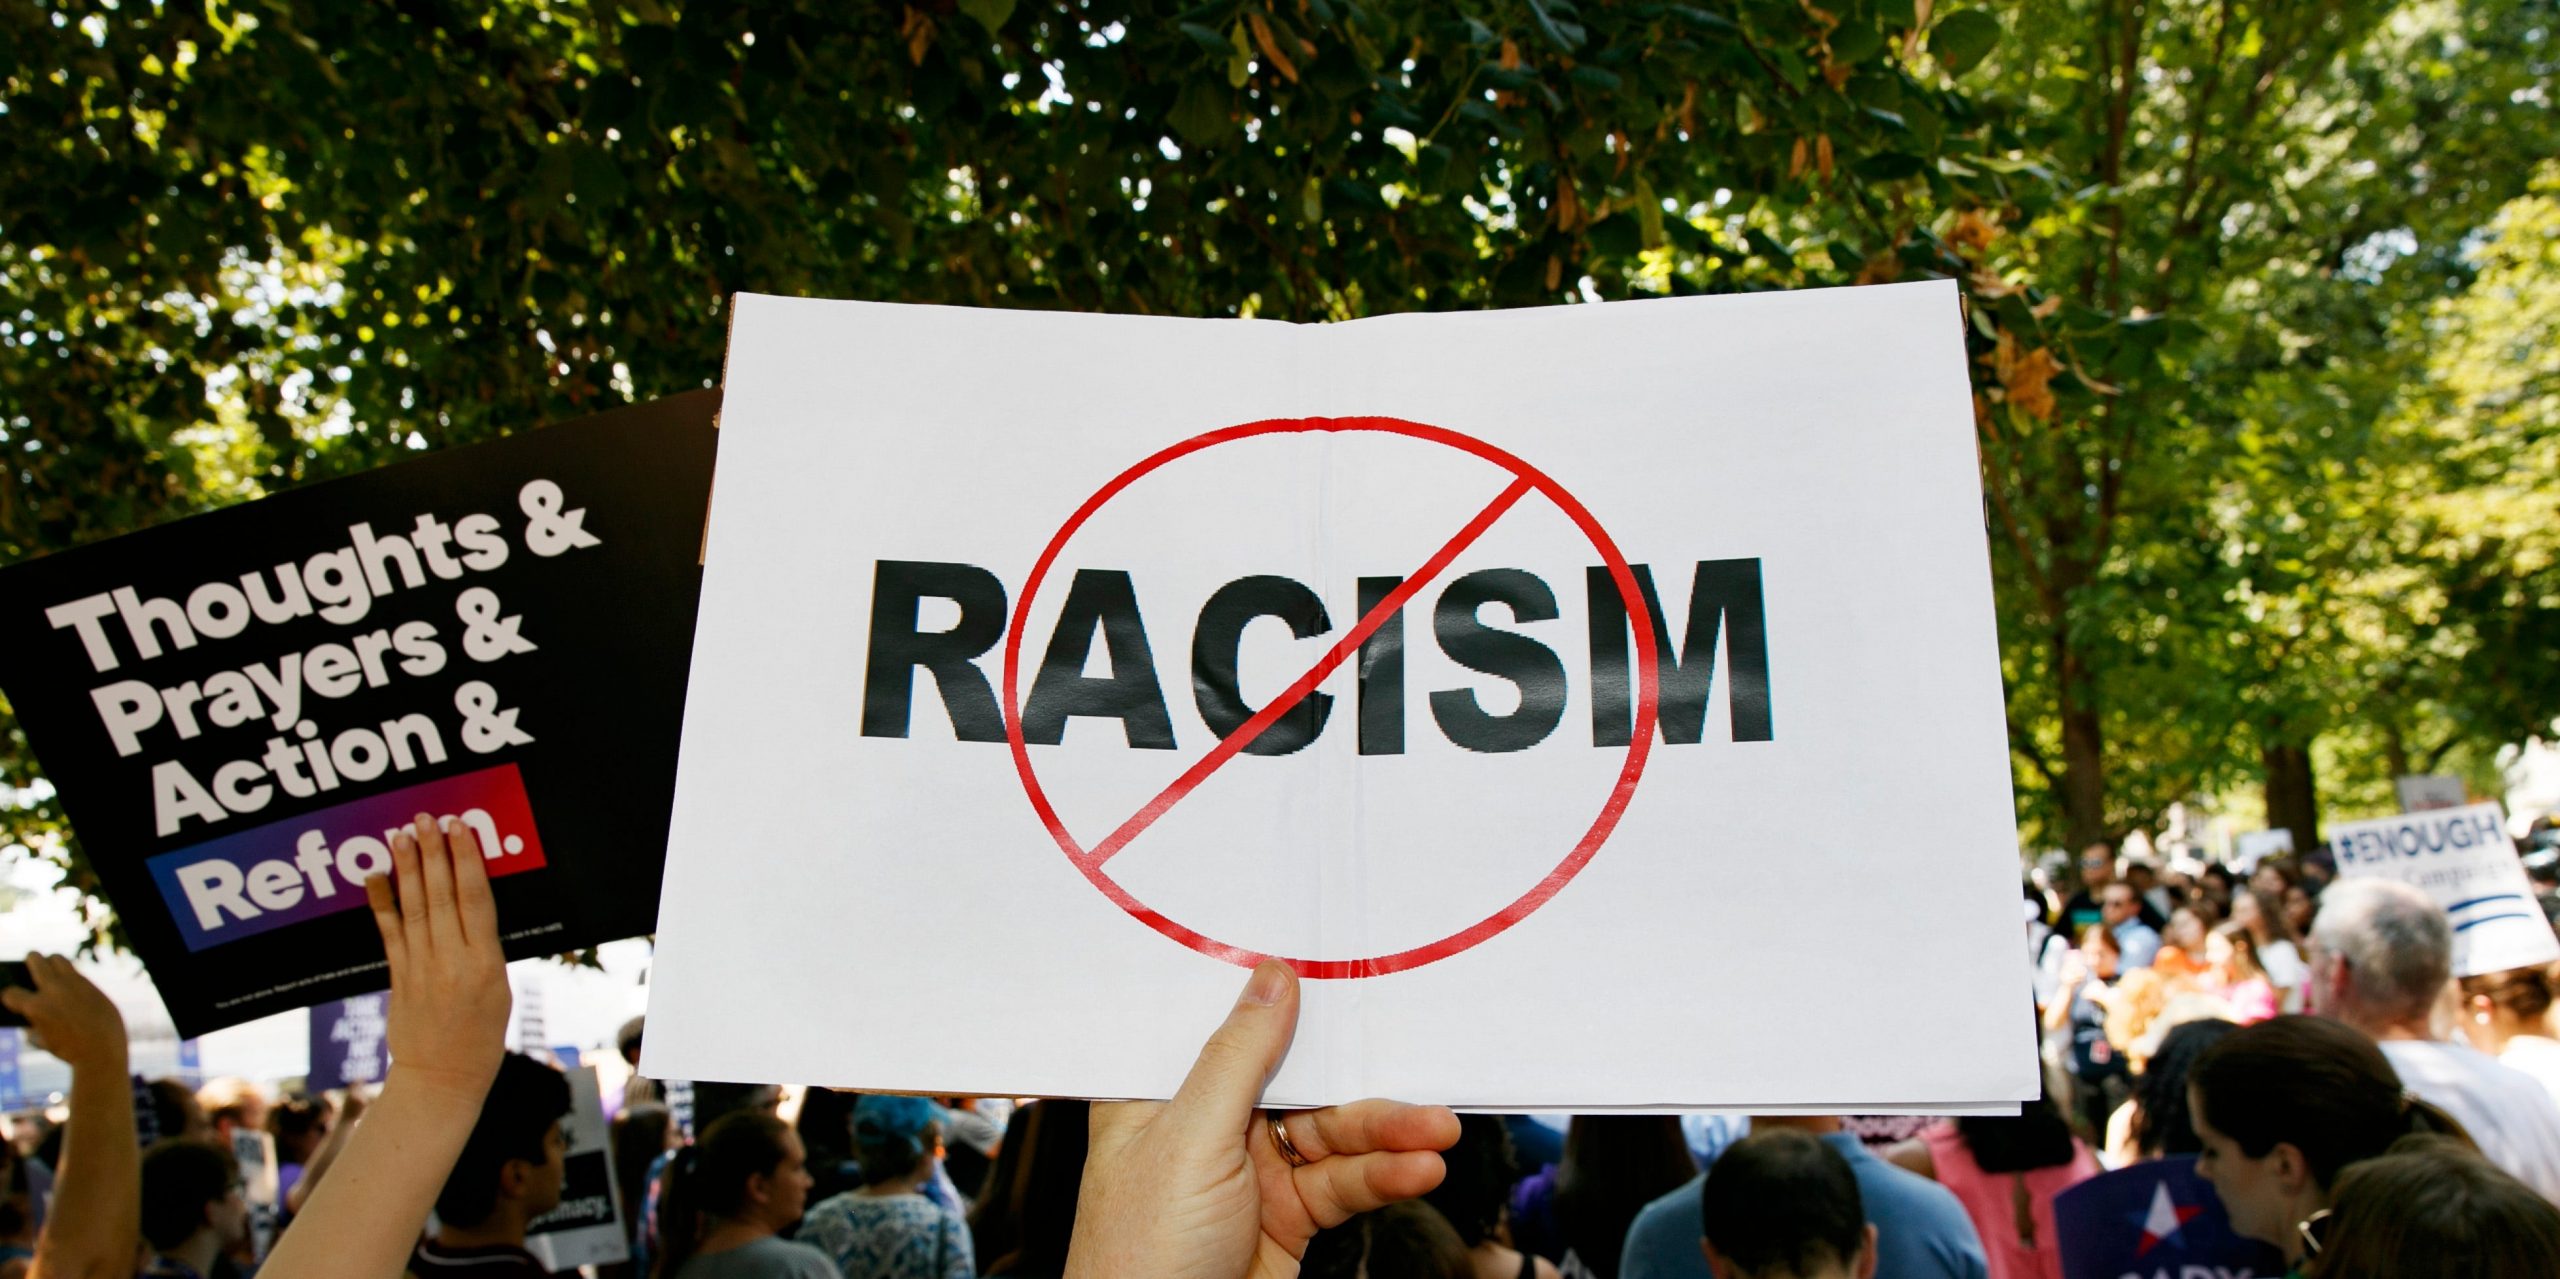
[2054,1157,2287,1279]
[306,994,390,1092]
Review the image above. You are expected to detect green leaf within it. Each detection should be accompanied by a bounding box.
[956,0,1015,33]
[1179,22,1229,53]
[1168,80,1233,145]
[1929,10,2000,77]
[1525,0,1588,51]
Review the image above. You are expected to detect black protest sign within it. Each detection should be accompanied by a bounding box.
[0,392,716,1035]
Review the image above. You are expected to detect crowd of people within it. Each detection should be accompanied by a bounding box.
[8,826,2560,1278]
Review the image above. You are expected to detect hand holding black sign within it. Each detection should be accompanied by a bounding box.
[0,392,716,1034]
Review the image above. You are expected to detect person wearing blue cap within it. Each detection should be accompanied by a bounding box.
[797,1095,975,1279]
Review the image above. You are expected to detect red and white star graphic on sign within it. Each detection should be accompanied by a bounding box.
[2135,1180,2206,1256]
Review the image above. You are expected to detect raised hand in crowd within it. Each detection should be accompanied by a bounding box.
[3,955,138,1279]
[258,813,513,1279]
[1065,960,1460,1279]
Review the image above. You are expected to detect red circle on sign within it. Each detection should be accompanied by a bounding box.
[1000,416,1660,978]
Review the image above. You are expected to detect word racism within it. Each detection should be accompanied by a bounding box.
[43,482,600,836]
[861,557,1774,752]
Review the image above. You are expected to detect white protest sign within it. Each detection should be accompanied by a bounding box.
[526,1065,629,1271]
[2233,828,2293,873]
[2329,802,2560,977]
[2395,774,2468,813]
[644,281,2036,1109]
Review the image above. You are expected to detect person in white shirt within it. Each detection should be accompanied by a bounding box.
[2305,878,2560,1200]
[2460,965,2560,1112]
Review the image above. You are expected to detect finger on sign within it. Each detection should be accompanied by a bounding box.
[1291,1149,1449,1229]
[1164,961,1299,1141]
[447,816,497,944]
[364,873,407,982]
[1288,1100,1462,1162]
[414,814,460,936]
[391,829,429,934]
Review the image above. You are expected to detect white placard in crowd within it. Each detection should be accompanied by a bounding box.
[2329,802,2560,977]
[2232,828,2294,873]
[2395,773,2468,812]
[525,1065,628,1271]
[644,282,2036,1109]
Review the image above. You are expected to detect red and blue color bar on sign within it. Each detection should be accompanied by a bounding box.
[147,763,545,952]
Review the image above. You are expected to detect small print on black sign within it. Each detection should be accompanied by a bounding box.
[0,392,717,1036]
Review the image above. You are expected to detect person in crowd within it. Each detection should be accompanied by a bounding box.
[2458,965,2560,1107]
[1885,1091,2097,1279]
[2155,908,2210,979]
[652,1111,832,1279]
[2204,923,2277,1024]
[612,1104,680,1265]
[1422,1114,1560,1279]
[195,1080,270,1149]
[797,1096,975,1279]
[2227,888,2307,996]
[1508,1117,1693,1278]
[410,1052,572,1277]
[1299,1201,1474,1279]
[1696,1131,1874,1279]
[273,1088,364,1220]
[2249,858,2299,906]
[2100,885,2161,970]
[621,1016,663,1110]
[2044,924,2128,1136]
[0,1139,34,1279]
[2196,864,2238,919]
[965,1106,1034,1270]
[142,1081,216,1149]
[797,1090,865,1206]
[2282,881,2319,938]
[139,1139,248,1279]
[2118,1018,2237,1161]
[2124,858,2175,927]
[1,952,140,1279]
[2307,1134,2560,1277]
[2062,846,2164,935]
[937,1102,1004,1204]
[971,1100,1085,1279]
[1620,1116,1985,1279]
[2304,878,2560,1198]
[2187,1015,2470,1271]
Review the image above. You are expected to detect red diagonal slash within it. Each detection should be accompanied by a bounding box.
[999,415,1658,980]
[1082,474,1537,867]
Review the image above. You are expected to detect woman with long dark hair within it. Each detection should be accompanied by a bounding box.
[1886,1089,2098,1279]
[1423,1114,1560,1279]
[2125,1018,2237,1159]
[975,1100,1087,1279]
[2188,1017,2470,1270]
[1512,1117,1695,1278]
[652,1111,830,1279]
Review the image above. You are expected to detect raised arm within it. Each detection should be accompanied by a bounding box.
[5,956,137,1279]
[258,814,512,1279]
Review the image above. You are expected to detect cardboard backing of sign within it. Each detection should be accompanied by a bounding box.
[644,285,2037,1109]
[0,393,716,1036]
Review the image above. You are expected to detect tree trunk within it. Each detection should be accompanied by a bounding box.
[2381,720,2410,781]
[2057,631,2108,851]
[2261,736,2320,854]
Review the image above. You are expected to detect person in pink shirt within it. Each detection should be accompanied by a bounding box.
[2206,923,2279,1024]
[1886,1092,2100,1279]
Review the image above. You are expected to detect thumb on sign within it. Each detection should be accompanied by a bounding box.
[1070,962,1460,1279]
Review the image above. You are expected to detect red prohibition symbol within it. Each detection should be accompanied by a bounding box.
[1001,416,1662,978]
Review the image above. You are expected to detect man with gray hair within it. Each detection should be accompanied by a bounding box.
[2307,877,2560,1198]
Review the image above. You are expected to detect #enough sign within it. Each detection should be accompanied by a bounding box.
[645,283,2035,1109]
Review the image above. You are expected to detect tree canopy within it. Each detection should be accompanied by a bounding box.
[4,0,2556,942]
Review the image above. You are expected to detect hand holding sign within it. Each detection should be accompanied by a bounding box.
[1068,961,1459,1279]
[366,813,513,1102]
[265,813,514,1279]
[2,954,128,1071]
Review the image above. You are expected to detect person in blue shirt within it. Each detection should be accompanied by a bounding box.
[1618,1117,1988,1279]
[2103,884,2163,970]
